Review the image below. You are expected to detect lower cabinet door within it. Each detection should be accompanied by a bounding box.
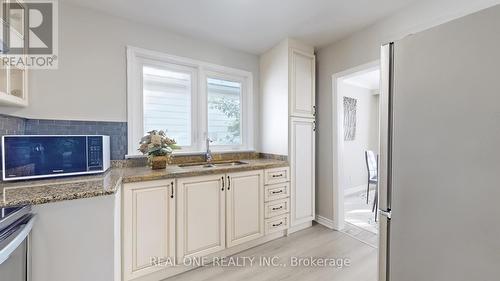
[226,170,265,247]
[177,175,226,261]
[123,179,176,281]
[290,117,316,226]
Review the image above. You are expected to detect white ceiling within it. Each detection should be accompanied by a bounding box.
[343,69,380,90]
[62,0,418,54]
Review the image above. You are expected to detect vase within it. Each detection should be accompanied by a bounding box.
[151,156,169,170]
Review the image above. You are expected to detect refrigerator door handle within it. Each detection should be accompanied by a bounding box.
[378,42,394,281]
[379,210,392,219]
[379,42,394,212]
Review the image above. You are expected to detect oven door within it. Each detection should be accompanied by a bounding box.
[0,215,35,281]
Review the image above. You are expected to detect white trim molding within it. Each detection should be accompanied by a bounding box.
[331,60,380,231]
[315,215,335,230]
[126,46,255,156]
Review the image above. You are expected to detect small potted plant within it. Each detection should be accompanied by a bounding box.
[138,130,179,169]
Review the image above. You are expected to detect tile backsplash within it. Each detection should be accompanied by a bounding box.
[25,119,127,160]
[0,114,26,170]
[0,114,127,161]
[0,114,25,136]
[0,114,288,170]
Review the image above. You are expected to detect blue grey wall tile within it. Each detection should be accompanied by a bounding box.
[24,119,128,160]
[0,115,127,160]
[0,114,128,177]
[0,114,26,170]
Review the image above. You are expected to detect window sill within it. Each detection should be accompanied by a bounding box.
[126,149,256,159]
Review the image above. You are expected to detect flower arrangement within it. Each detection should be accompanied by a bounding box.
[138,130,179,169]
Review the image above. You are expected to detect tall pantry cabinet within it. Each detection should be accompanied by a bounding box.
[260,38,316,232]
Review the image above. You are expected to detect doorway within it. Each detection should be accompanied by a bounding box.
[332,61,380,245]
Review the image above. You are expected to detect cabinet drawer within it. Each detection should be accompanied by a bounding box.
[264,167,290,184]
[264,182,290,202]
[265,215,289,234]
[265,199,289,218]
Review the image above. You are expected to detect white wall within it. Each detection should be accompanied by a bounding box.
[0,2,259,129]
[315,0,500,222]
[340,82,379,190]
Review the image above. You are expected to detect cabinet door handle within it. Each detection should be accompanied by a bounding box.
[227,176,231,191]
[272,206,283,211]
[313,105,316,117]
[271,190,283,194]
[170,181,174,199]
[272,174,283,178]
[313,121,316,132]
[221,176,225,191]
[272,222,283,227]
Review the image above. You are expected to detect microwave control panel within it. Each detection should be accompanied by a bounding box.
[87,136,103,171]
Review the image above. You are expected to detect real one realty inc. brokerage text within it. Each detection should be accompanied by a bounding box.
[150,256,352,269]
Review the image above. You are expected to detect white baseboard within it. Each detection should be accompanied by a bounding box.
[315,215,335,229]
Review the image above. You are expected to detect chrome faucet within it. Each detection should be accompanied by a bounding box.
[205,138,213,163]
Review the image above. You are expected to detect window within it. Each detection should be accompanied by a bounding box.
[143,65,193,147]
[207,77,242,146]
[127,47,254,155]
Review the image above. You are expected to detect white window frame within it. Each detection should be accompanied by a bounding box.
[141,59,199,151]
[126,46,254,156]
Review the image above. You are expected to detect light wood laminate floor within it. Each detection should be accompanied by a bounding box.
[345,187,379,234]
[341,222,379,248]
[166,224,377,281]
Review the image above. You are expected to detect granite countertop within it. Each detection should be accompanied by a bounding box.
[121,159,288,183]
[0,159,288,208]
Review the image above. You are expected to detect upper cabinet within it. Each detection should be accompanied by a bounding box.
[0,2,29,107]
[0,48,29,106]
[259,38,315,156]
[0,67,29,106]
[289,48,315,118]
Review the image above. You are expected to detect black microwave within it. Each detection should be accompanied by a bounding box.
[1,135,110,181]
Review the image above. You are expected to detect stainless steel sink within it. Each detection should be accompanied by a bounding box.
[213,160,248,167]
[177,162,213,168]
[178,160,248,168]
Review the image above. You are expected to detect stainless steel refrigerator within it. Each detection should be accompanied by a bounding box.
[378,5,500,281]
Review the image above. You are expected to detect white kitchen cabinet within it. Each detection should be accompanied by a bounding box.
[264,167,290,185]
[290,48,315,118]
[226,170,264,247]
[176,175,226,260]
[265,198,290,219]
[123,179,175,281]
[121,168,289,280]
[0,67,28,107]
[290,117,316,226]
[264,182,290,202]
[0,2,29,107]
[259,38,315,155]
[265,214,289,234]
[260,39,316,232]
